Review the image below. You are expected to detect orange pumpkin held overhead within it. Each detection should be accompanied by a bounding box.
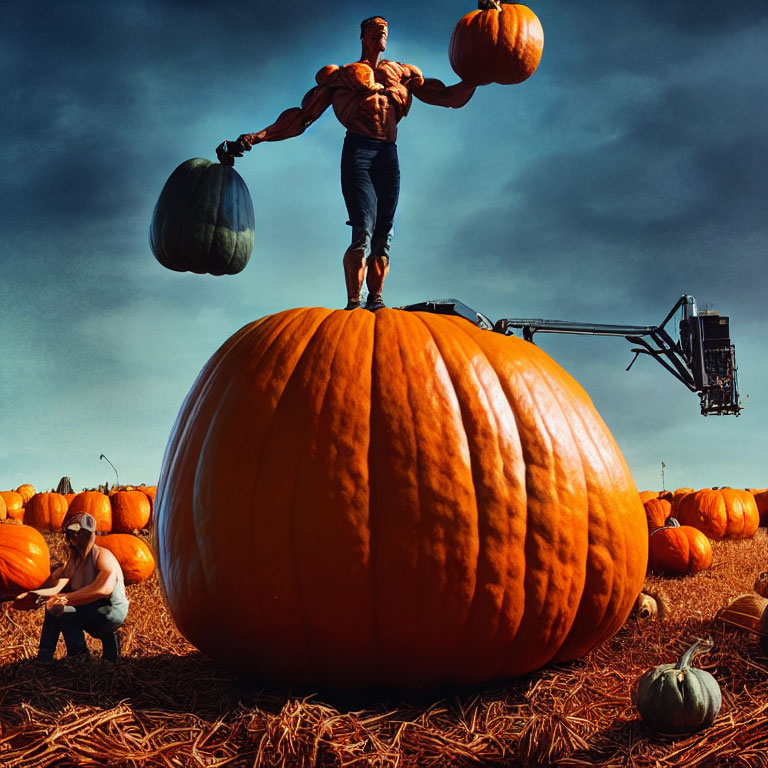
[24,492,69,532]
[675,488,759,540]
[154,307,647,689]
[449,1,544,86]
[0,524,50,598]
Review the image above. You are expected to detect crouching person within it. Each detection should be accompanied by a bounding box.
[14,512,129,662]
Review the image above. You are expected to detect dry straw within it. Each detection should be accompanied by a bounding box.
[1,529,767,767]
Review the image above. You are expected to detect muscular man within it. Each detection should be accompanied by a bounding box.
[217,16,475,310]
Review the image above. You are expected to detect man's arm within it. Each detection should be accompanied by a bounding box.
[217,83,334,164]
[410,77,476,109]
[45,549,119,610]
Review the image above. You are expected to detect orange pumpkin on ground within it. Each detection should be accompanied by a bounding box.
[669,488,694,514]
[751,489,768,526]
[24,492,69,532]
[449,1,544,86]
[675,488,759,540]
[67,491,112,533]
[110,490,151,532]
[0,491,25,521]
[0,523,50,598]
[639,490,660,504]
[643,497,672,530]
[16,484,36,504]
[155,307,648,689]
[98,534,155,584]
[648,519,713,575]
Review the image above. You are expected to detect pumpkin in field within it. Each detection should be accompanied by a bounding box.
[648,518,712,575]
[149,158,255,276]
[0,490,25,521]
[449,1,544,86]
[716,593,768,633]
[16,484,35,504]
[0,523,50,598]
[98,534,155,584]
[751,489,768,525]
[754,572,768,599]
[675,488,759,540]
[669,487,694,513]
[24,492,69,532]
[67,491,112,533]
[634,638,721,733]
[643,497,672,530]
[110,490,151,532]
[154,307,647,689]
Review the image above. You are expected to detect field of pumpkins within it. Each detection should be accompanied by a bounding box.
[2,477,768,766]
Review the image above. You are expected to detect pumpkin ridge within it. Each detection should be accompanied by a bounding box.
[171,160,208,272]
[428,315,536,674]
[158,309,327,651]
[518,343,644,661]
[375,310,441,679]
[512,338,592,667]
[449,322,589,674]
[202,164,227,274]
[408,312,503,679]
[202,310,327,669]
[286,308,375,684]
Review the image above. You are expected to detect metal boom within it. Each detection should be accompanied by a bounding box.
[399,295,741,417]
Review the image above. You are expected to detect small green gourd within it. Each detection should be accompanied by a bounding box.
[634,638,722,733]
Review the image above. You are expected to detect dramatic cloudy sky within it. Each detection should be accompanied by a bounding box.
[2,1,766,494]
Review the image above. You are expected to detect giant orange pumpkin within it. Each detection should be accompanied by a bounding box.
[24,492,69,532]
[67,491,112,533]
[98,534,155,584]
[449,1,544,86]
[110,490,151,532]
[0,523,50,598]
[154,307,647,689]
[648,519,713,575]
[675,488,759,540]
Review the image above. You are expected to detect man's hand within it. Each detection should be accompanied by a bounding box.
[216,135,255,166]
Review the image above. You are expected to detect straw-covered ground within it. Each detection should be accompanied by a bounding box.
[1,529,767,767]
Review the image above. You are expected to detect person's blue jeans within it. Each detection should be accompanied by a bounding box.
[340,132,400,262]
[37,599,126,662]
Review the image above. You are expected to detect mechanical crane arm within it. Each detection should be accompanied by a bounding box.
[399,295,741,417]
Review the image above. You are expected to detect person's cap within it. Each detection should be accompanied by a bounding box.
[65,513,97,534]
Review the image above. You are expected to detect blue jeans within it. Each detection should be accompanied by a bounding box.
[340,132,400,261]
[37,598,127,662]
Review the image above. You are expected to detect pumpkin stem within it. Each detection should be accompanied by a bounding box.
[676,637,714,670]
[478,0,503,10]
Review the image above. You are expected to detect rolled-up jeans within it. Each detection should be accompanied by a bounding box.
[340,132,400,261]
[37,598,127,662]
